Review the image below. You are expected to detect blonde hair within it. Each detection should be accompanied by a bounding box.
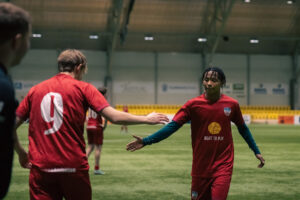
[57,49,87,72]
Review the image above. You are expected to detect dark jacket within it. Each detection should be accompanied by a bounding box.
[0,63,18,198]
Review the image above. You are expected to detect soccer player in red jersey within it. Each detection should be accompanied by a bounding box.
[86,87,107,175]
[127,67,265,200]
[13,49,169,200]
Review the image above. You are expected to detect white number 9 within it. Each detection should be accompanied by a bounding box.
[40,92,64,135]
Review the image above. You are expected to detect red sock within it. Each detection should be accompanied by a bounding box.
[95,165,99,170]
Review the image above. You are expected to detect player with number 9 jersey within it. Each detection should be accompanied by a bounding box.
[16,73,109,172]
[14,49,169,200]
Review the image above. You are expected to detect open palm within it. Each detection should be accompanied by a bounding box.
[126,135,144,152]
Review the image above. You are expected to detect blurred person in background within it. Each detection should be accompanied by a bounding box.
[86,87,108,175]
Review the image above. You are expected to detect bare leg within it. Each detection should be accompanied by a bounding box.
[94,144,102,168]
[86,144,94,158]
[94,145,105,175]
[121,125,128,133]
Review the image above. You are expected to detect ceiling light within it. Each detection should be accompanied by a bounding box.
[197,37,207,42]
[144,35,154,41]
[250,39,259,44]
[89,35,99,39]
[32,33,42,38]
[286,0,294,4]
[244,0,251,3]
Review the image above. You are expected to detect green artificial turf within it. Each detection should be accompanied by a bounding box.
[5,124,300,200]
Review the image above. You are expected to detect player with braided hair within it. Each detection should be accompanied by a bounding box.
[127,67,265,200]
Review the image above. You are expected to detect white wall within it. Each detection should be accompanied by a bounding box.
[9,49,299,108]
[9,49,57,100]
[9,49,58,80]
[81,50,106,86]
[250,55,291,105]
[157,53,201,104]
[112,52,156,104]
[212,54,248,105]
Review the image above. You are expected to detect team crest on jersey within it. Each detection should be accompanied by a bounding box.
[224,107,231,116]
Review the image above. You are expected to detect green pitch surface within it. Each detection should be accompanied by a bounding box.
[5,124,300,200]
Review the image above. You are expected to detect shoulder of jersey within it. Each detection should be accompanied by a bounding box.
[221,94,238,104]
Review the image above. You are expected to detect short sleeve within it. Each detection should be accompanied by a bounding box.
[172,101,191,125]
[83,84,110,112]
[231,103,244,126]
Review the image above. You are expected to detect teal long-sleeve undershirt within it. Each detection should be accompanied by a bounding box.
[142,121,261,155]
[237,123,261,155]
[142,121,182,145]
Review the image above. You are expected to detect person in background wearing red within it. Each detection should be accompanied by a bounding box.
[86,87,108,175]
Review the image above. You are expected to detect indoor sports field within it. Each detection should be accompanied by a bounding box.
[6,124,300,200]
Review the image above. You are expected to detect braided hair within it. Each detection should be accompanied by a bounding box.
[201,67,226,87]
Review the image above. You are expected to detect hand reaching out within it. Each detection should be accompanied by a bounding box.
[126,135,145,152]
[146,112,169,125]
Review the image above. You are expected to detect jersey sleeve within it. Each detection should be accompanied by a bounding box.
[142,121,182,145]
[231,102,245,126]
[172,101,191,125]
[83,84,110,113]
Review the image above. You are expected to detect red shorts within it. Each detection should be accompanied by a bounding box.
[87,127,103,145]
[191,175,232,200]
[29,166,91,200]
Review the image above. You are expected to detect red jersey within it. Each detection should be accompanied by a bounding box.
[16,74,109,172]
[86,108,103,129]
[173,94,244,178]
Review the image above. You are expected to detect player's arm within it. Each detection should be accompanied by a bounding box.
[103,118,108,131]
[100,106,169,125]
[237,123,265,168]
[126,121,182,151]
[13,116,31,169]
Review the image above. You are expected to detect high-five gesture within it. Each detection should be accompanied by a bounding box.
[101,107,169,125]
[145,112,169,125]
[126,135,144,152]
[124,67,266,200]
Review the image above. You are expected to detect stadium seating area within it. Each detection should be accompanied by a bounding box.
[115,104,181,115]
[115,104,300,123]
[240,105,300,120]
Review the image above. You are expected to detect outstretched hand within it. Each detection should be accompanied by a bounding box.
[146,112,169,125]
[126,135,145,152]
[256,154,265,168]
